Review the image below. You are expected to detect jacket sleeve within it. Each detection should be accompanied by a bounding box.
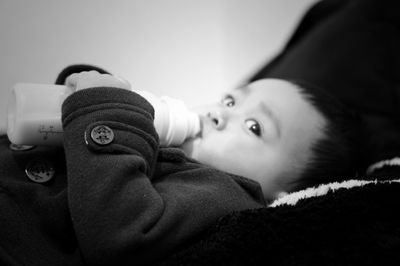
[62,87,164,265]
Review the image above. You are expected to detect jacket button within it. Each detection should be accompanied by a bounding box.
[25,158,55,183]
[90,125,114,145]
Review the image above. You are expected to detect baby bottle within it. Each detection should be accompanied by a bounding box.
[7,83,201,147]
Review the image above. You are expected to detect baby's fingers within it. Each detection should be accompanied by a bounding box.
[65,70,132,92]
[65,70,102,92]
[65,72,78,89]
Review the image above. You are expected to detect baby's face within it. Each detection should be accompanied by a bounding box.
[181,79,326,200]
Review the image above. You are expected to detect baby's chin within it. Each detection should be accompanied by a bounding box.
[179,137,201,159]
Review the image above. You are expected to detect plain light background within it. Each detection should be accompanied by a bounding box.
[0,0,317,134]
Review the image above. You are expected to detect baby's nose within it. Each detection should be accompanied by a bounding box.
[207,110,226,130]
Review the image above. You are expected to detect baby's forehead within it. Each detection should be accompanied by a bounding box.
[237,79,306,103]
[239,78,298,92]
[240,78,325,125]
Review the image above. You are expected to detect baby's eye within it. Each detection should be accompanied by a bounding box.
[245,119,262,137]
[221,95,235,107]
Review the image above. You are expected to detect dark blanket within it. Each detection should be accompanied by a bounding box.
[161,169,400,265]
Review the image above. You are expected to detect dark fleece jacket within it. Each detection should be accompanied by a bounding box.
[0,65,265,266]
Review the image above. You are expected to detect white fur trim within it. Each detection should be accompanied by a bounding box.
[366,157,400,175]
[269,178,400,208]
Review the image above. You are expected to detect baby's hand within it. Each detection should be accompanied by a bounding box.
[66,70,131,92]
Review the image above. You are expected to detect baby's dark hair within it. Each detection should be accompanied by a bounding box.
[288,79,363,191]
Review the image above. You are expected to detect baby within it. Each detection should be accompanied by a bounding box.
[64,70,360,265]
